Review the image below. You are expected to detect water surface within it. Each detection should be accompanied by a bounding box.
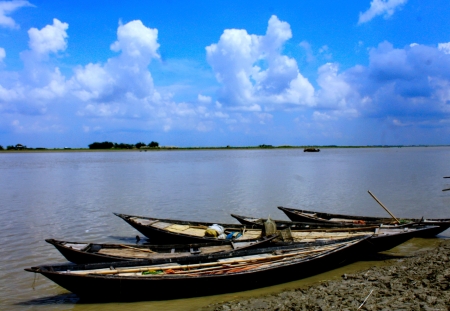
[1,147,449,310]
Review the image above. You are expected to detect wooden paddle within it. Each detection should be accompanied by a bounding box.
[367,190,400,223]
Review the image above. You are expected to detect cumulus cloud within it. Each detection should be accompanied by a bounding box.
[0,0,33,29]
[71,20,161,115]
[312,41,450,127]
[28,18,68,56]
[0,19,69,116]
[206,15,315,111]
[358,0,407,24]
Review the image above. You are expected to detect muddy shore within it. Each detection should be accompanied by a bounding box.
[201,239,450,311]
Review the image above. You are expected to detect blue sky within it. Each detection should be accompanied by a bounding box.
[1,0,450,147]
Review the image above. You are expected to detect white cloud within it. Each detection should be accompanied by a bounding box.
[316,63,356,112]
[299,41,315,63]
[0,47,5,61]
[71,20,161,112]
[28,19,68,56]
[198,94,212,104]
[110,20,160,62]
[438,42,450,55]
[313,41,450,127]
[358,0,407,24]
[206,15,315,111]
[0,0,33,29]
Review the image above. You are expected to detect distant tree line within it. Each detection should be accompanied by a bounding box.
[88,141,159,149]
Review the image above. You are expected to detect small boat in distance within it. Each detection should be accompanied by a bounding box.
[304,148,320,152]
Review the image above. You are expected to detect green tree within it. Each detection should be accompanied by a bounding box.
[148,141,159,147]
[135,142,146,149]
[88,141,114,149]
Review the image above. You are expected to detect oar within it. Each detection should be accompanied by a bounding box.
[443,188,450,192]
[367,190,400,223]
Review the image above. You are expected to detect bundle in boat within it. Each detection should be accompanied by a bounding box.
[26,235,371,301]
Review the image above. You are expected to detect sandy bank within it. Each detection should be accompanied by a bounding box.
[201,239,450,311]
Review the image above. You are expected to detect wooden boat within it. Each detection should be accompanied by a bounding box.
[45,235,279,264]
[114,212,264,245]
[304,148,320,152]
[47,224,436,265]
[26,236,371,301]
[114,213,437,253]
[230,213,371,229]
[114,212,383,245]
[278,206,450,237]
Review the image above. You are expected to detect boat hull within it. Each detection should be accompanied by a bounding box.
[278,206,450,236]
[27,237,369,301]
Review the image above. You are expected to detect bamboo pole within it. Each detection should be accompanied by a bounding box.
[367,190,400,223]
[119,245,156,253]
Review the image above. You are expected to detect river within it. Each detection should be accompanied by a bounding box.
[1,147,449,310]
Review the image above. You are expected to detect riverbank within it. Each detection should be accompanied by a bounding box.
[1,145,448,153]
[201,239,450,311]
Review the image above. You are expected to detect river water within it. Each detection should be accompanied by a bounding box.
[1,147,449,310]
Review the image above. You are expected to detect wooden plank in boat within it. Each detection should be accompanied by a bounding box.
[330,218,356,222]
[166,224,190,232]
[130,218,159,226]
[239,231,261,239]
[199,245,233,253]
[182,228,206,237]
[151,221,173,229]
[98,248,152,258]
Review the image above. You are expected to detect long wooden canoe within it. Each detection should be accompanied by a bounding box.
[114,212,381,245]
[26,236,371,301]
[231,213,371,229]
[114,213,437,253]
[45,235,278,264]
[278,206,450,237]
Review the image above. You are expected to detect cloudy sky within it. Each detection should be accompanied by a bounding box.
[1,0,450,148]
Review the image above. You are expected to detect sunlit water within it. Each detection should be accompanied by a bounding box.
[1,147,450,310]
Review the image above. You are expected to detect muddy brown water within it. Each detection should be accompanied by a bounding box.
[1,147,450,310]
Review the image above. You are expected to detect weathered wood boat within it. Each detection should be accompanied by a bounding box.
[278,206,450,237]
[230,213,370,229]
[45,235,278,264]
[114,212,265,245]
[26,236,371,301]
[114,213,437,253]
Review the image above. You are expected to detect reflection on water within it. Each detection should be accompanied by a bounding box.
[1,147,450,310]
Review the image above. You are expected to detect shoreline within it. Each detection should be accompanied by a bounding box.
[200,239,450,311]
[1,145,450,153]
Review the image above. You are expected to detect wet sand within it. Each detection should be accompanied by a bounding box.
[201,238,450,311]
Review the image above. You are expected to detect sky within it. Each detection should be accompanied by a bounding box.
[1,0,450,148]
